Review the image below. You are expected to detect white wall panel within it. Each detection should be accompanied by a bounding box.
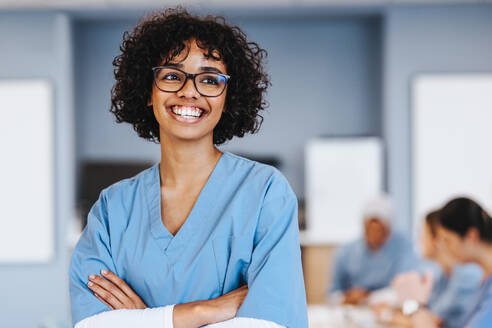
[304,137,383,244]
[412,74,492,235]
[0,80,54,263]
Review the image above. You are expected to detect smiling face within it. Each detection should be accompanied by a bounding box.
[148,39,227,144]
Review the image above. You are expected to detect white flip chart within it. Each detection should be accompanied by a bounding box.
[304,138,383,244]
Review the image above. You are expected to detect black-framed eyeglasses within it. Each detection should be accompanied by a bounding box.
[152,66,230,97]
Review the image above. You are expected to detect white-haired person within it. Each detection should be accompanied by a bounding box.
[328,195,418,305]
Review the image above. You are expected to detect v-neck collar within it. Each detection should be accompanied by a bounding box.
[147,152,227,254]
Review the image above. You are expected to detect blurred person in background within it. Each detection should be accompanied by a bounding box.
[411,197,492,328]
[69,7,307,328]
[377,209,482,327]
[328,195,418,305]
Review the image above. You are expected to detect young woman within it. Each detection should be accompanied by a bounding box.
[387,210,481,327]
[69,8,308,328]
[412,197,492,328]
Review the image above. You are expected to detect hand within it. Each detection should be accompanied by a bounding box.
[392,271,434,305]
[87,270,147,310]
[411,308,442,328]
[173,285,248,328]
[371,303,393,321]
[343,287,369,305]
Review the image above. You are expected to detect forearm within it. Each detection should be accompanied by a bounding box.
[175,301,284,328]
[74,305,174,328]
[173,300,212,328]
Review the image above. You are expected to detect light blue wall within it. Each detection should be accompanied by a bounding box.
[74,17,382,196]
[0,13,74,328]
[383,5,492,232]
[73,19,159,165]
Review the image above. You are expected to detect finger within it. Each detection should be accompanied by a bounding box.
[94,292,115,310]
[88,280,123,309]
[101,270,142,301]
[89,274,128,304]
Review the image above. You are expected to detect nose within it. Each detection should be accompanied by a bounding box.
[177,77,200,99]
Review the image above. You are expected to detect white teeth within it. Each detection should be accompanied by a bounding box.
[171,105,203,118]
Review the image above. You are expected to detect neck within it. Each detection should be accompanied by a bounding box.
[158,132,221,188]
[436,253,454,276]
[474,243,492,277]
[441,261,453,277]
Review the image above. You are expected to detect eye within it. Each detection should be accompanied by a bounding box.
[200,74,220,85]
[161,72,181,81]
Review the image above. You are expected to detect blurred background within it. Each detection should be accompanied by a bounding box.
[1,0,492,327]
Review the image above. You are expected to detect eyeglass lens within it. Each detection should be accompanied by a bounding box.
[154,68,227,96]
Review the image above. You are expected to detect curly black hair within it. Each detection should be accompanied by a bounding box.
[110,7,270,145]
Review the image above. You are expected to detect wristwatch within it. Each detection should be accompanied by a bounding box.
[402,299,421,316]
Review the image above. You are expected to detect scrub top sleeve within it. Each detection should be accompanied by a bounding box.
[472,306,492,328]
[236,173,308,328]
[69,191,118,326]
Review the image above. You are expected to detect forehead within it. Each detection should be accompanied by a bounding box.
[436,225,459,239]
[365,218,385,226]
[165,40,225,68]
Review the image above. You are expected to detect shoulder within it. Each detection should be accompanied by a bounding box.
[222,152,295,200]
[453,264,483,281]
[98,164,156,204]
[450,264,483,290]
[337,238,365,258]
[223,153,297,230]
[388,231,412,249]
[88,165,157,226]
[222,152,279,178]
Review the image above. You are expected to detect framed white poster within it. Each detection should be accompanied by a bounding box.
[0,79,55,263]
[304,137,383,245]
[412,74,492,236]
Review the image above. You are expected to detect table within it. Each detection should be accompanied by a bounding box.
[308,305,394,328]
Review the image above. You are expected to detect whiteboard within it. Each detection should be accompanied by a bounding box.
[412,74,492,236]
[0,80,54,263]
[304,138,383,244]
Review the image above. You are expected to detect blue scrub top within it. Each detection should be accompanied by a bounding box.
[330,231,417,293]
[463,274,492,328]
[69,152,308,327]
[427,264,482,328]
[472,305,492,328]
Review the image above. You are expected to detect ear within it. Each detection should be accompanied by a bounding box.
[465,227,480,243]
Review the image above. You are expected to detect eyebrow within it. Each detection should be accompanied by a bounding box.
[165,63,225,74]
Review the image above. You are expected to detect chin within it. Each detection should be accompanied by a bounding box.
[171,130,213,143]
